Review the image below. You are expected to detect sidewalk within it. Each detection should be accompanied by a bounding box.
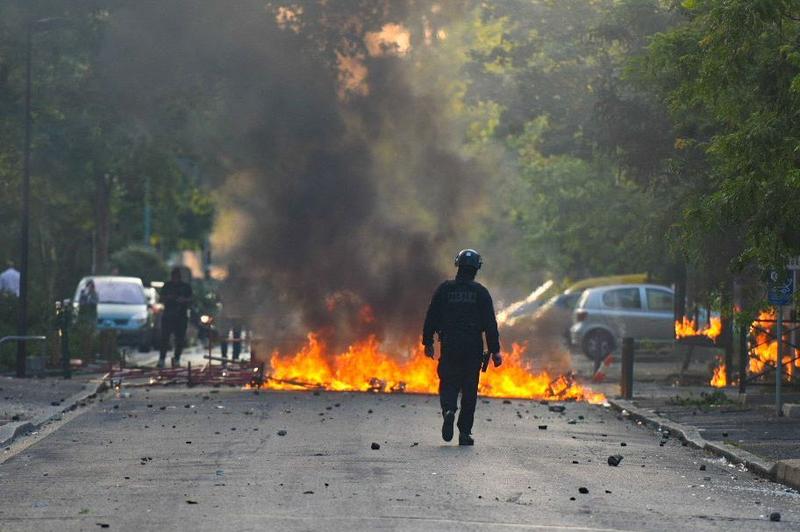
[566,346,800,491]
[609,385,800,491]
[0,374,105,447]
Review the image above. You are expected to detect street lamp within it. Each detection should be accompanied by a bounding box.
[16,16,66,378]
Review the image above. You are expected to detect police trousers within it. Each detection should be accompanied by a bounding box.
[437,354,482,435]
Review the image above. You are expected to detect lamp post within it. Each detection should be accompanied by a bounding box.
[16,17,65,378]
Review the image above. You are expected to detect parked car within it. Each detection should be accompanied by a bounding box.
[73,276,153,352]
[570,284,674,360]
[499,273,649,334]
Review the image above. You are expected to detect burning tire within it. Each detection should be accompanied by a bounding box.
[582,329,614,362]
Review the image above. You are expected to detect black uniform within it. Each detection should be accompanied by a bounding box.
[422,274,500,436]
[159,279,193,362]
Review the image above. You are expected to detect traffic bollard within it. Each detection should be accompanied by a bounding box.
[620,337,634,400]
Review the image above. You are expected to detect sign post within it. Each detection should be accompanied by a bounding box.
[767,268,794,416]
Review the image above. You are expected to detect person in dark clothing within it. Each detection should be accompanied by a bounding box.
[158,267,193,368]
[422,249,502,446]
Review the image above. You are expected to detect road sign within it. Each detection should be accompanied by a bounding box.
[767,269,794,306]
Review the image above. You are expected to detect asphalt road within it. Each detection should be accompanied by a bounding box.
[0,387,798,531]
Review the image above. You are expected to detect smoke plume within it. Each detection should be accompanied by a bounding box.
[95,1,487,352]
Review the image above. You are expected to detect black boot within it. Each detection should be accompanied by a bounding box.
[458,432,474,446]
[441,410,455,442]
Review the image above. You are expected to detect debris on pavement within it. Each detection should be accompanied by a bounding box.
[538,425,547,430]
[371,442,380,450]
[578,487,589,494]
[277,430,287,436]
[607,455,623,466]
[548,405,566,413]
[769,512,781,522]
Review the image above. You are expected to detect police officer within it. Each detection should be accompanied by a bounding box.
[158,267,193,368]
[422,249,501,445]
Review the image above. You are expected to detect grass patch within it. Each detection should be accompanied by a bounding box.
[667,390,733,408]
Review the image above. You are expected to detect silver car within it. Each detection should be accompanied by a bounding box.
[570,284,674,360]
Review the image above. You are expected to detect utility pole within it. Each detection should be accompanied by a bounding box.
[17,23,33,377]
[16,17,67,377]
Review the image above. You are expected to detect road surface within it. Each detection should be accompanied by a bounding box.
[0,386,797,531]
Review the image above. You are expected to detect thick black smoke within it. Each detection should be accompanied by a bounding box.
[96,1,485,353]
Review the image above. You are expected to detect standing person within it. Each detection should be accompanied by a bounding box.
[76,279,100,357]
[422,249,502,446]
[0,261,20,297]
[158,267,193,368]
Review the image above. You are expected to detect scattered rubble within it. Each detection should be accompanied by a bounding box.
[769,512,781,522]
[578,487,589,494]
[548,405,566,413]
[277,430,287,436]
[371,442,380,450]
[607,455,623,467]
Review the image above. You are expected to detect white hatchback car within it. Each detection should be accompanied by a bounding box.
[570,284,674,360]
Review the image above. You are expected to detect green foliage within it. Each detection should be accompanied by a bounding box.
[110,245,168,286]
[508,118,658,279]
[0,2,216,301]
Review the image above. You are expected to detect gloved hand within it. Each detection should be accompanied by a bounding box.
[491,352,502,367]
[424,344,435,359]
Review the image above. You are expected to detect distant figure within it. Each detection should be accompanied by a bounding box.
[0,261,20,297]
[78,279,99,320]
[158,267,193,368]
[422,249,502,446]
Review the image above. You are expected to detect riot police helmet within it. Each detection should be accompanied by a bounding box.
[454,249,482,270]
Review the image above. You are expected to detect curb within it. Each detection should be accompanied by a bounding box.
[607,398,795,486]
[0,379,108,448]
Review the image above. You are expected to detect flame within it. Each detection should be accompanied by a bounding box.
[256,333,605,403]
[675,316,722,341]
[748,309,799,376]
[710,359,727,388]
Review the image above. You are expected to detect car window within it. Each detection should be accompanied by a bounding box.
[562,293,581,310]
[602,288,641,309]
[95,281,146,305]
[646,289,673,312]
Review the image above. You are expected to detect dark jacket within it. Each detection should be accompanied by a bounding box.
[161,280,193,321]
[422,278,500,358]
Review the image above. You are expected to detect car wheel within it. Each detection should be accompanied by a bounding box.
[582,330,615,361]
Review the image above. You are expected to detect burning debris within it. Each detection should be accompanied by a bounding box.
[708,309,800,388]
[709,357,727,388]
[250,334,605,403]
[748,310,799,376]
[675,316,722,341]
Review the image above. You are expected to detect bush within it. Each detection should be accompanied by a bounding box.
[110,245,168,286]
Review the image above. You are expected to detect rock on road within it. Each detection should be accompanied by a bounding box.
[0,388,797,531]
